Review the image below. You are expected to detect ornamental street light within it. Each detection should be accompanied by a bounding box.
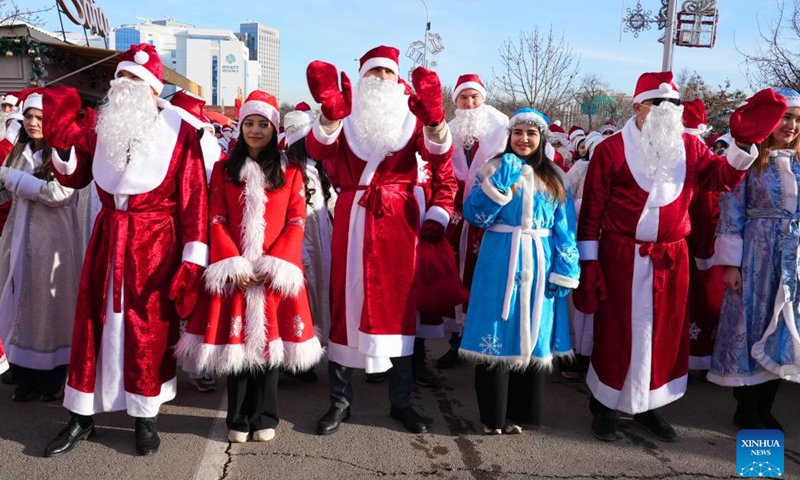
[406,0,444,79]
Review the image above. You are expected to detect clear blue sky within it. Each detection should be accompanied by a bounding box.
[36,1,782,105]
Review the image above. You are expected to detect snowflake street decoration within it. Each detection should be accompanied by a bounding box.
[623,1,654,38]
[479,334,502,355]
[689,322,701,340]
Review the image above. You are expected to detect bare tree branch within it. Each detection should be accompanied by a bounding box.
[0,0,54,27]
[737,0,800,91]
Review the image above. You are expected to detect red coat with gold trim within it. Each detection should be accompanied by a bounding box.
[177,157,324,374]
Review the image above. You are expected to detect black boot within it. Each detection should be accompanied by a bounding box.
[134,417,161,456]
[412,338,439,387]
[733,385,764,429]
[589,396,618,442]
[756,380,783,431]
[44,413,94,458]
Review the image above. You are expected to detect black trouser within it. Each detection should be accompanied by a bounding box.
[329,356,413,409]
[226,368,279,433]
[733,379,781,416]
[11,364,67,390]
[474,363,545,429]
[413,338,426,367]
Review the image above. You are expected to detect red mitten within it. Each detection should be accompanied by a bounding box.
[306,60,352,121]
[408,67,444,126]
[730,88,788,145]
[41,86,84,150]
[421,219,445,242]
[169,262,205,319]
[573,260,606,314]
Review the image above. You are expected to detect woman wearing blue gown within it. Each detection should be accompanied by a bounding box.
[709,87,800,430]
[459,108,580,434]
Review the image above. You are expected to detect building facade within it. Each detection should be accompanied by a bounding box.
[238,22,280,99]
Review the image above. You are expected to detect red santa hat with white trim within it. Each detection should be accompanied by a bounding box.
[568,125,586,151]
[1,94,18,107]
[238,90,280,131]
[600,121,618,135]
[633,71,680,104]
[114,43,164,95]
[453,74,487,103]
[284,102,316,148]
[359,45,400,78]
[21,92,43,113]
[682,99,710,137]
[548,121,568,144]
[170,90,210,130]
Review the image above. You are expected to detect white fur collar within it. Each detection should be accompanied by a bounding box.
[621,116,685,207]
[342,109,417,162]
[93,98,182,195]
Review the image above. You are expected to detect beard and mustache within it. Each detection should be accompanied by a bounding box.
[350,75,408,160]
[96,77,160,171]
[451,104,490,149]
[639,102,685,181]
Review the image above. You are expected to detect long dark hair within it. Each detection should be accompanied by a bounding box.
[504,129,567,203]
[285,139,333,208]
[7,124,54,181]
[224,128,284,189]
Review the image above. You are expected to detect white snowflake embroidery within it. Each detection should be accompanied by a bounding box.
[211,214,228,225]
[479,334,502,356]
[179,319,188,337]
[451,211,463,225]
[418,165,431,184]
[293,315,305,338]
[299,188,306,198]
[473,212,495,228]
[230,316,243,339]
[533,217,546,229]
[288,216,306,228]
[556,245,579,264]
[472,240,481,255]
[689,322,701,341]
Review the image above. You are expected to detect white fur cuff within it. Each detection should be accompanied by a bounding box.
[578,241,599,261]
[549,272,579,289]
[694,255,715,271]
[423,125,453,155]
[203,256,255,295]
[312,118,342,146]
[714,235,743,267]
[6,169,44,201]
[183,241,209,267]
[726,142,758,171]
[480,175,513,206]
[424,205,451,228]
[254,255,305,298]
[51,147,78,176]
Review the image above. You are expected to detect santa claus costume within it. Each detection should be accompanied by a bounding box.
[170,90,224,182]
[42,44,209,458]
[575,72,770,443]
[459,108,580,433]
[709,87,800,431]
[177,91,323,442]
[547,122,570,171]
[306,45,454,435]
[0,91,83,402]
[436,74,509,368]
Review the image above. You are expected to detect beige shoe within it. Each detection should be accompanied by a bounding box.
[503,423,522,434]
[482,425,502,435]
[252,428,276,442]
[228,430,248,443]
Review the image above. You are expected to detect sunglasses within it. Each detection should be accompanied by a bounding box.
[648,98,682,106]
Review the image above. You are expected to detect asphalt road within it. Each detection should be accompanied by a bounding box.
[0,338,797,479]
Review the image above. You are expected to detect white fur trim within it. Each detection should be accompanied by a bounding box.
[480,175,513,206]
[549,272,579,289]
[64,377,177,417]
[51,146,78,176]
[544,142,555,161]
[5,169,44,201]
[713,235,742,267]
[173,105,206,130]
[238,158,268,261]
[684,125,709,136]
[203,256,255,295]
[632,84,680,105]
[22,93,43,112]
[194,343,247,376]
[424,205,450,228]
[182,241,209,267]
[174,333,204,364]
[453,81,486,102]
[253,255,305,298]
[587,365,686,415]
[242,284,270,368]
[328,334,414,373]
[0,356,7,375]
[311,118,342,146]
[751,279,800,378]
[239,101,279,131]
[423,125,453,154]
[577,240,598,261]
[694,255,715,271]
[115,60,164,95]
[359,57,399,78]
[725,141,758,170]
[282,337,325,373]
[286,123,312,148]
[706,368,779,387]
[462,106,510,197]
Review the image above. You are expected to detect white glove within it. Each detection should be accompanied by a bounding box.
[0,166,9,185]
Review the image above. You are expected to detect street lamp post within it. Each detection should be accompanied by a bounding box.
[420,0,429,69]
[661,0,677,71]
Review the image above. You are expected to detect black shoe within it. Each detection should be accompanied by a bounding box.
[413,364,439,388]
[436,349,461,369]
[734,412,765,430]
[44,417,95,458]
[759,411,783,431]
[12,385,37,402]
[390,406,430,434]
[317,406,351,435]
[364,371,389,383]
[0,369,16,385]
[591,412,617,442]
[633,410,678,442]
[135,418,161,456]
[38,385,65,402]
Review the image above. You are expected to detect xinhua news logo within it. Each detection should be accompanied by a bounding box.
[736,429,784,477]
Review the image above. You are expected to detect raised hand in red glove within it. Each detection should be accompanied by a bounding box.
[306,60,352,121]
[421,219,446,242]
[169,262,205,319]
[40,86,84,150]
[730,88,788,146]
[408,67,445,126]
[573,260,606,314]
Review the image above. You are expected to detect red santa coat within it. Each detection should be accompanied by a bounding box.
[577,117,755,414]
[176,158,323,374]
[50,100,208,417]
[0,137,14,235]
[306,112,454,372]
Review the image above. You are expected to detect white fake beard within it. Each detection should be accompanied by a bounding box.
[350,75,408,159]
[554,144,571,162]
[451,104,490,149]
[0,111,7,135]
[640,102,685,181]
[96,77,159,171]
